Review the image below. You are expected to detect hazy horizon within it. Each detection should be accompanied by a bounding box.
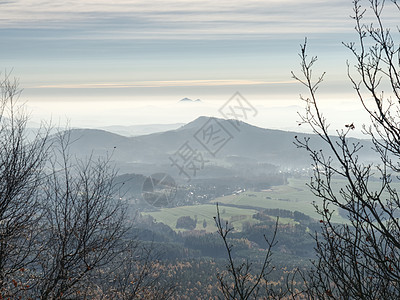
[24,95,369,139]
[1,0,390,138]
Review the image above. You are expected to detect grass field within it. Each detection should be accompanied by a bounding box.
[144,177,397,232]
[210,178,329,221]
[144,204,259,232]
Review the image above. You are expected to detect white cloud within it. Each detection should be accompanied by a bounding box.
[0,0,357,38]
[33,79,296,89]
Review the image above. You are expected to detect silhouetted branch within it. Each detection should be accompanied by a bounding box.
[214,203,283,299]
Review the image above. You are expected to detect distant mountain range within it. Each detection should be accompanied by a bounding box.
[64,116,375,176]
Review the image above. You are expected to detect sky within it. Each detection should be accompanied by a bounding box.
[0,0,397,134]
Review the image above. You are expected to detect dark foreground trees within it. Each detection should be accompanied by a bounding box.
[34,131,128,299]
[0,73,51,296]
[0,74,172,299]
[0,75,127,298]
[293,0,400,298]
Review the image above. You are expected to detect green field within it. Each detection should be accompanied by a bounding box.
[145,177,395,232]
[211,177,399,224]
[144,204,259,232]
[211,178,328,221]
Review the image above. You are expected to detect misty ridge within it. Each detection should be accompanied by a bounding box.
[59,116,377,176]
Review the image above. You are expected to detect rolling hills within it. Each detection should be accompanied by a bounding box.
[62,116,375,176]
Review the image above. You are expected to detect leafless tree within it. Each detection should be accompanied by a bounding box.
[292,0,400,298]
[27,129,128,299]
[0,72,172,299]
[214,203,284,299]
[0,72,51,298]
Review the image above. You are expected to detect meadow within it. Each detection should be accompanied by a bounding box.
[144,177,357,232]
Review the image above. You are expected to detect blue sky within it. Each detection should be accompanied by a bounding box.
[0,0,394,130]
